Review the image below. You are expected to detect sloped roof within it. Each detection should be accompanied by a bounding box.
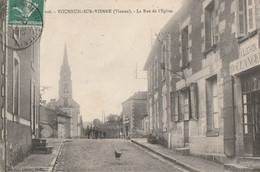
[122,91,147,104]
[143,1,194,70]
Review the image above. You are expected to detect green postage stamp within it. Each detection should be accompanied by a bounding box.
[8,0,44,27]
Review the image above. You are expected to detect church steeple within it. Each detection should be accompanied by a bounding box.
[63,44,69,67]
[60,44,71,79]
[59,44,72,102]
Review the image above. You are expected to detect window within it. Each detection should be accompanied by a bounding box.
[31,44,35,69]
[162,93,167,132]
[171,91,180,122]
[31,80,36,133]
[13,58,20,116]
[64,95,68,107]
[172,84,198,122]
[205,1,215,50]
[190,83,199,119]
[206,76,219,133]
[183,90,191,121]
[149,103,153,131]
[161,45,166,79]
[154,58,158,88]
[242,93,253,134]
[149,67,153,92]
[1,86,4,97]
[238,0,257,37]
[64,84,68,93]
[2,20,5,52]
[181,26,189,67]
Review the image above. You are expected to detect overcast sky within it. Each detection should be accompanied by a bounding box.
[40,0,181,122]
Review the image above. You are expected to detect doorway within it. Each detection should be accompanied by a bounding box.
[242,90,260,156]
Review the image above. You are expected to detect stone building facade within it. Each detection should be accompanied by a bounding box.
[121,91,147,138]
[0,3,42,171]
[46,45,82,138]
[144,0,260,162]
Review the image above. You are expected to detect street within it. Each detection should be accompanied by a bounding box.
[53,139,186,172]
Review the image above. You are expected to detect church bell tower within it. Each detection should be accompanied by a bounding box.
[59,44,72,107]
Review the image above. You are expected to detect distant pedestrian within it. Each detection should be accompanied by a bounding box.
[87,131,90,139]
[95,130,98,139]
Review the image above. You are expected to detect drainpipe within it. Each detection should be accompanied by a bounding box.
[231,76,236,156]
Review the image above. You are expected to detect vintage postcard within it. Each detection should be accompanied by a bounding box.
[1,0,260,171]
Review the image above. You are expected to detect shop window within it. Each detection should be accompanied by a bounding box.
[181,26,189,68]
[206,76,219,136]
[238,0,257,37]
[205,1,215,50]
[243,93,253,134]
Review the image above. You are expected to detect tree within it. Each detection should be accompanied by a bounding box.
[92,118,102,127]
[107,114,119,123]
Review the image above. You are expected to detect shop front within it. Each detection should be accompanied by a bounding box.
[230,33,260,156]
[241,70,260,156]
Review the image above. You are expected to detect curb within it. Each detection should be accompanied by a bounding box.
[131,140,203,172]
[48,139,65,172]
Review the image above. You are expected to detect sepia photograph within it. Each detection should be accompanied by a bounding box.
[0,0,260,171]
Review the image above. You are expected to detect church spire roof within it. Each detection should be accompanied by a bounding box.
[60,43,71,77]
[63,43,69,67]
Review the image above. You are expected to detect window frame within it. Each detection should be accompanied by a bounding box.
[181,25,189,68]
[205,0,215,50]
[237,0,257,38]
[206,75,220,137]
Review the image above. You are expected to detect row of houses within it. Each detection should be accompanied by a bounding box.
[144,0,260,163]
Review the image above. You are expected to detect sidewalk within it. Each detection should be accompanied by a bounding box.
[131,138,229,172]
[9,138,64,172]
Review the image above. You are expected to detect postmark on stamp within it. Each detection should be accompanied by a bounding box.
[0,0,44,51]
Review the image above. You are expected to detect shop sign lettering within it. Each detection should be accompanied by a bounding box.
[230,51,260,75]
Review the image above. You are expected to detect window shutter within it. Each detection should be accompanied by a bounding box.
[247,0,256,33]
[174,91,179,122]
[190,83,199,119]
[237,0,246,37]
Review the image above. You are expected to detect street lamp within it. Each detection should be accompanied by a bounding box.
[160,63,185,80]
